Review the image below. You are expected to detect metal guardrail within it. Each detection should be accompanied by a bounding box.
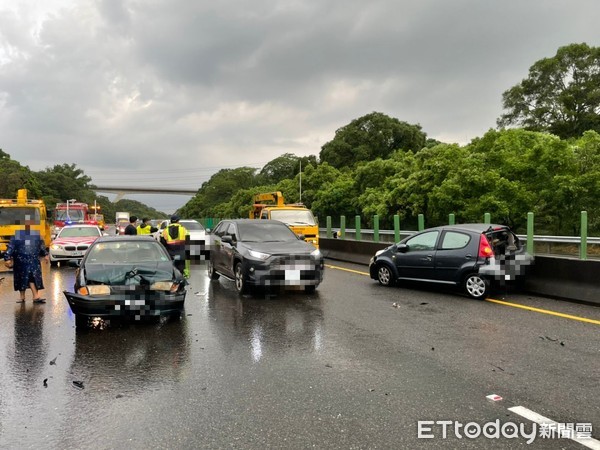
[320,228,600,243]
[319,228,600,259]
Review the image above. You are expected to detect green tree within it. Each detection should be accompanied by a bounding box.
[551,131,600,233]
[311,173,357,220]
[376,145,466,227]
[0,150,41,198]
[319,112,427,169]
[295,163,344,209]
[497,43,600,139]
[435,129,576,232]
[178,167,258,217]
[258,153,299,185]
[112,199,167,220]
[36,163,95,206]
[257,153,317,185]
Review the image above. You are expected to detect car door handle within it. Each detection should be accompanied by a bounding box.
[421,255,432,261]
[465,254,472,259]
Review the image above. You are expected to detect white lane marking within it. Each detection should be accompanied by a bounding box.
[508,406,600,449]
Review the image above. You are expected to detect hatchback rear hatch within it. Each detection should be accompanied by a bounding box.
[478,226,533,280]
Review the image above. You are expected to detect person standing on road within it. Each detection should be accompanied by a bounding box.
[137,218,158,236]
[124,216,138,235]
[161,215,189,277]
[3,218,50,303]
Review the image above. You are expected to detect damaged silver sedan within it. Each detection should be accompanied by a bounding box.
[64,236,187,327]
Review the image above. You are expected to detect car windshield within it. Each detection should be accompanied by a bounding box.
[0,207,41,224]
[238,222,298,242]
[269,209,316,226]
[59,227,101,238]
[181,221,205,231]
[86,241,170,263]
[55,210,85,221]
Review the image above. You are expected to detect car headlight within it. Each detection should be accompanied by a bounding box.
[151,281,180,292]
[51,244,63,250]
[249,250,270,260]
[78,285,111,296]
[311,248,321,257]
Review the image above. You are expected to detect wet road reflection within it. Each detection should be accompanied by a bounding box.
[206,282,325,363]
[0,263,330,448]
[2,261,597,448]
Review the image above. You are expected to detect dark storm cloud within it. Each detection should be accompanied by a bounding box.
[1,0,599,210]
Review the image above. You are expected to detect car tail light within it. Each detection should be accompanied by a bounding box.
[478,234,494,258]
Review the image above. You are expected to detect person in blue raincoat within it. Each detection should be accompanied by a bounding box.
[3,220,49,303]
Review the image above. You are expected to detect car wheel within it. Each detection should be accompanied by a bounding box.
[234,262,248,294]
[305,285,316,294]
[464,273,489,299]
[207,261,220,280]
[50,260,58,267]
[376,263,396,286]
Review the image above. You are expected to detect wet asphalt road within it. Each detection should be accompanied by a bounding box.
[0,261,598,449]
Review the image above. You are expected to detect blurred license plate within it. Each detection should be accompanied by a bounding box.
[71,251,83,257]
[285,270,300,281]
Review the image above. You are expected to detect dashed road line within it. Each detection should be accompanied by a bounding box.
[508,406,600,449]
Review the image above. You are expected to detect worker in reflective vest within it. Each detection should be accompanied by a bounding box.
[137,218,158,235]
[161,215,189,276]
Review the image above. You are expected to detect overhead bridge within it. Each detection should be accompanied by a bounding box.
[93,186,197,202]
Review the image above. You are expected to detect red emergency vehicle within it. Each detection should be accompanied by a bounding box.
[52,201,99,235]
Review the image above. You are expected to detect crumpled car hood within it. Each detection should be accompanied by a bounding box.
[83,261,176,285]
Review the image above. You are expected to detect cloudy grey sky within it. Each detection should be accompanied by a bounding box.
[1,0,599,213]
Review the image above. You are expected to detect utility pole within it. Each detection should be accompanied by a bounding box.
[299,159,302,203]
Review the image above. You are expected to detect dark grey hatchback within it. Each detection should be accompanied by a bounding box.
[369,224,533,299]
[208,219,324,294]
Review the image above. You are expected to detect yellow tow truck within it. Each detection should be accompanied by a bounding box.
[0,189,52,255]
[249,192,319,248]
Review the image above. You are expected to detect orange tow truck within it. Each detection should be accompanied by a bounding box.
[249,192,319,248]
[0,189,52,256]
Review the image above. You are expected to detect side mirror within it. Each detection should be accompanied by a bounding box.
[205,228,211,234]
[221,235,233,244]
[395,243,408,253]
[298,234,306,241]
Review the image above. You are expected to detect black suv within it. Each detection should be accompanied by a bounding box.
[208,219,324,294]
[369,224,533,299]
